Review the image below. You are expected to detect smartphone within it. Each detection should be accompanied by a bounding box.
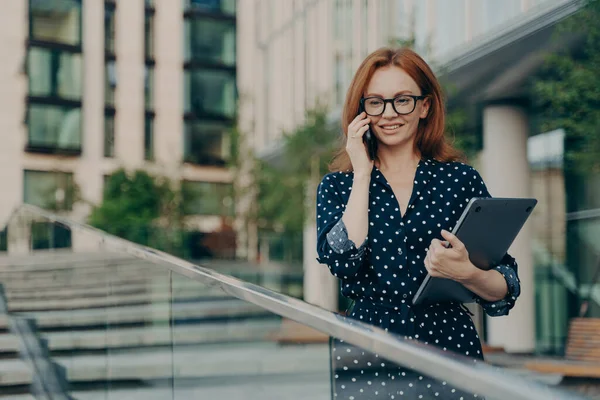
[358,104,377,161]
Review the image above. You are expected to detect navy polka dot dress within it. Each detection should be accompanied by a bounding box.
[316,158,521,399]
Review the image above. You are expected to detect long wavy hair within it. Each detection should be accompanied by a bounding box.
[329,47,464,172]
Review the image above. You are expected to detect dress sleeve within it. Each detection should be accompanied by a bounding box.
[315,175,367,279]
[466,168,522,317]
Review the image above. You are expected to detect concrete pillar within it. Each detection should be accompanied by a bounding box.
[0,0,27,225]
[78,0,105,218]
[154,0,183,175]
[303,221,339,312]
[481,104,535,352]
[114,0,145,167]
[303,173,338,312]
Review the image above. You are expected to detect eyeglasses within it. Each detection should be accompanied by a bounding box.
[360,94,427,116]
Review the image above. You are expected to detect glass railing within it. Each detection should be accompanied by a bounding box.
[0,205,589,399]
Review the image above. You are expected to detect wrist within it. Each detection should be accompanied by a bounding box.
[353,171,371,182]
[459,262,485,285]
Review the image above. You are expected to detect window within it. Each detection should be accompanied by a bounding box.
[24,170,76,211]
[28,47,82,100]
[29,0,82,46]
[104,3,116,55]
[182,181,234,216]
[184,121,230,166]
[145,11,154,60]
[185,0,236,15]
[28,104,81,152]
[185,18,236,65]
[104,113,115,157]
[184,69,236,118]
[145,65,154,109]
[145,114,154,161]
[0,229,6,252]
[105,61,116,106]
[31,222,72,250]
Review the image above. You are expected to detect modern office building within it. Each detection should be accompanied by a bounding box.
[0,0,238,259]
[238,0,587,354]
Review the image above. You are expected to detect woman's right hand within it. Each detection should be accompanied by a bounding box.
[346,112,374,176]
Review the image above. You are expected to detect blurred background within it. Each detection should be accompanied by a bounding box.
[0,0,600,398]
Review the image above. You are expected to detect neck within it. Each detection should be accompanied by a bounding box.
[376,142,421,173]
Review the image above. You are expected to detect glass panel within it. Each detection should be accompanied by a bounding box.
[105,61,116,106]
[330,336,484,399]
[184,120,231,166]
[105,255,173,398]
[184,18,236,65]
[30,0,82,45]
[145,65,153,109]
[184,69,236,118]
[144,116,154,161]
[28,104,82,151]
[104,4,116,55]
[104,114,115,158]
[182,180,234,216]
[28,47,82,100]
[170,272,330,399]
[185,0,236,14]
[23,170,75,211]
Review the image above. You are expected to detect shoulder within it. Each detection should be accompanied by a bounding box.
[317,171,355,204]
[429,159,483,182]
[318,170,354,190]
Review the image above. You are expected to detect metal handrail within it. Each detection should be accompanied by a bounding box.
[3,204,587,400]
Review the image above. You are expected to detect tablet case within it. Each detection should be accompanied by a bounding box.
[412,197,537,306]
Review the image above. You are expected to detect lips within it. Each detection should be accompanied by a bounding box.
[379,123,405,134]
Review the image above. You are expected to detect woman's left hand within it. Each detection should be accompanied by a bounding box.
[424,229,479,283]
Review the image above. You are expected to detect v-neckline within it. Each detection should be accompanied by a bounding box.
[373,159,423,219]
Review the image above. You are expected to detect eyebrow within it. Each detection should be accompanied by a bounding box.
[364,90,416,97]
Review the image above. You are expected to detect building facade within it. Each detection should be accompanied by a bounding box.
[0,0,238,259]
[238,0,583,354]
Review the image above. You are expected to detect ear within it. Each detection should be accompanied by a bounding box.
[419,97,431,119]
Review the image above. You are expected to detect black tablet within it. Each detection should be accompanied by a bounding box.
[412,197,537,306]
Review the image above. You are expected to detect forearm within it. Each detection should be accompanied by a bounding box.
[459,267,508,302]
[342,173,371,246]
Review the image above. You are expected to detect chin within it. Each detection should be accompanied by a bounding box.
[375,130,414,148]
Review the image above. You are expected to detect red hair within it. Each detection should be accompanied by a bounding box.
[329,47,464,172]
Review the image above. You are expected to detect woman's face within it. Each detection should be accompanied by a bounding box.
[363,66,430,149]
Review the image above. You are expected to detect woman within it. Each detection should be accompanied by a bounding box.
[316,47,521,399]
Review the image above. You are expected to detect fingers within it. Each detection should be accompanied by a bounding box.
[441,229,464,250]
[348,113,370,139]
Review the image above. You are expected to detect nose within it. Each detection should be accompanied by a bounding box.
[382,101,398,118]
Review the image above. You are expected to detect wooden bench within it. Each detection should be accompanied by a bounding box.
[270,319,330,344]
[525,318,600,378]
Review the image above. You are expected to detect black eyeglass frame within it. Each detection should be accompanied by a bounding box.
[359,94,427,116]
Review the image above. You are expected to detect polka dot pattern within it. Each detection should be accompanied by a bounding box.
[316,158,521,398]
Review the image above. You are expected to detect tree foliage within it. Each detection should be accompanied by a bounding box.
[532,0,600,173]
[251,108,340,235]
[88,169,185,250]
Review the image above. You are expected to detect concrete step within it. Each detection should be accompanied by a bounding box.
[4,279,218,302]
[0,252,133,270]
[5,283,227,312]
[0,357,32,386]
[0,342,330,388]
[1,300,273,330]
[61,342,329,382]
[0,320,284,352]
[0,261,161,281]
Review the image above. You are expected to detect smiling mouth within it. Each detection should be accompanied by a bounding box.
[380,124,404,131]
